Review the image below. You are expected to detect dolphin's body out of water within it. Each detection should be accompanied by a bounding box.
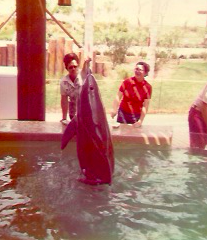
[61,73,114,185]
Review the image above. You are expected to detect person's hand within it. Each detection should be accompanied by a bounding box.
[85,57,92,62]
[60,119,69,125]
[110,110,120,128]
[84,57,92,68]
[82,58,92,77]
[110,110,117,119]
[133,120,142,128]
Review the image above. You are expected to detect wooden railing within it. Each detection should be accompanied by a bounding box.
[0,37,111,77]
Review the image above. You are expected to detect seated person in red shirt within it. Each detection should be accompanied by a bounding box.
[111,61,152,128]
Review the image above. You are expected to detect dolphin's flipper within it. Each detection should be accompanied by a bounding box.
[61,117,77,150]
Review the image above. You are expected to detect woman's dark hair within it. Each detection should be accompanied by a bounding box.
[136,61,150,76]
[63,53,79,69]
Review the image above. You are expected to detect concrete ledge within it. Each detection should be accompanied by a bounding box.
[0,120,173,147]
[111,124,173,146]
[0,121,63,141]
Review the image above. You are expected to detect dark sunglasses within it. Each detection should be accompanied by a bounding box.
[135,67,144,72]
[68,65,78,70]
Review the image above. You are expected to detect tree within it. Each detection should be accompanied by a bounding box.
[155,28,183,71]
[104,19,133,67]
[103,0,118,22]
[137,0,142,27]
[159,0,171,26]
[157,29,182,56]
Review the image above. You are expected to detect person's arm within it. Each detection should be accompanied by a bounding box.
[80,58,92,80]
[201,101,207,126]
[111,91,123,118]
[61,95,68,121]
[133,98,150,128]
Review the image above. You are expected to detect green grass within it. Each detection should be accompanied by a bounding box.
[46,60,207,114]
[46,79,61,112]
[150,81,206,113]
[170,62,207,81]
[149,61,207,113]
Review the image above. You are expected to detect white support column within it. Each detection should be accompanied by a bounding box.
[147,0,160,80]
[84,0,94,61]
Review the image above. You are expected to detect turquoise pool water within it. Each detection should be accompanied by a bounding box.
[0,141,207,240]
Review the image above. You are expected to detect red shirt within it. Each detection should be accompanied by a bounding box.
[119,77,152,114]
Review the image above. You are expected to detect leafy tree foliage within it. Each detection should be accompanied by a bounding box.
[103,19,134,67]
[157,29,183,56]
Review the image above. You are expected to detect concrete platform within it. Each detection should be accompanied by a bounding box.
[0,118,173,148]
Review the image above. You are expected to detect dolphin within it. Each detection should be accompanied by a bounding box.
[61,73,114,185]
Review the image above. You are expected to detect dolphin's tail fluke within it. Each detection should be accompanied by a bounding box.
[61,117,77,150]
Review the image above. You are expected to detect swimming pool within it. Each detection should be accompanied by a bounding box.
[0,140,207,240]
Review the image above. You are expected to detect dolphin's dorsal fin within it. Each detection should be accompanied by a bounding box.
[61,117,77,150]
